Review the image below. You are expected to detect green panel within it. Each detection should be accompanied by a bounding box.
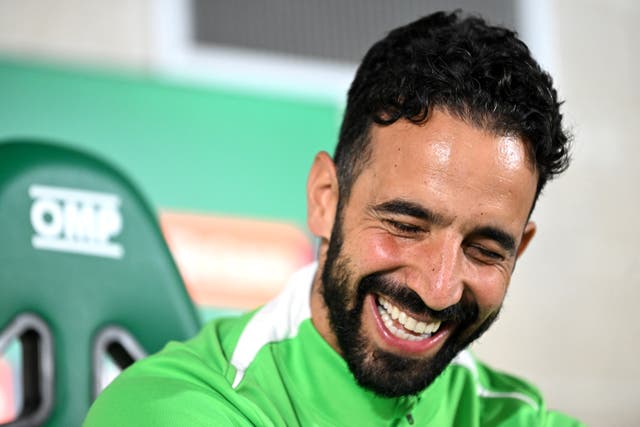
[0,57,342,227]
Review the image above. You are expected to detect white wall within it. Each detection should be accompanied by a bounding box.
[474,1,640,425]
[0,0,151,69]
[1,1,638,425]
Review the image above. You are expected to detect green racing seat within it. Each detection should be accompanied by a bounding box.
[0,140,201,426]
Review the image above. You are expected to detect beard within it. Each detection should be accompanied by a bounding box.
[320,213,500,398]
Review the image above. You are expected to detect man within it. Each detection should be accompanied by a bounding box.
[85,11,582,426]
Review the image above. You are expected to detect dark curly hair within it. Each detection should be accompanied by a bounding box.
[334,10,571,208]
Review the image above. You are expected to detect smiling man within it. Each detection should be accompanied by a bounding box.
[309,111,539,401]
[85,11,582,426]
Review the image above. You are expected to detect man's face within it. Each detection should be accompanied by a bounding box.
[309,110,538,397]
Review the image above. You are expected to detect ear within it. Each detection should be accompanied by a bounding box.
[516,221,537,259]
[307,151,339,240]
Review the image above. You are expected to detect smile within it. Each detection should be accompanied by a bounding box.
[376,296,442,342]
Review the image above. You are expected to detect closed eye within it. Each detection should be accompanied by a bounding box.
[384,219,423,235]
[465,244,506,264]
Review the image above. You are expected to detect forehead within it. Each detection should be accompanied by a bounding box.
[358,111,538,226]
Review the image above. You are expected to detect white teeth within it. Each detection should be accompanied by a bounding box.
[424,321,442,334]
[376,296,442,341]
[404,317,416,330]
[398,311,407,325]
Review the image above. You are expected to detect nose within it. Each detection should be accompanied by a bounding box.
[412,232,464,311]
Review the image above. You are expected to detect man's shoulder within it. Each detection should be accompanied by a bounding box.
[84,313,266,427]
[449,350,544,407]
[85,265,318,427]
[430,351,584,427]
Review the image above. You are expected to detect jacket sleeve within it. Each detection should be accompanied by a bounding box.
[83,375,267,427]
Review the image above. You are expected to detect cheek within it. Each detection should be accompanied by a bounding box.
[353,231,404,272]
[469,272,509,315]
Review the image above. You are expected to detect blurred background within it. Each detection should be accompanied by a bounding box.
[0,0,638,425]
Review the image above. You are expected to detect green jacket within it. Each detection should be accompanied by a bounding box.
[85,264,583,426]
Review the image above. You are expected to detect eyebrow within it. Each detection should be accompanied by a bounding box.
[371,199,449,226]
[372,199,517,255]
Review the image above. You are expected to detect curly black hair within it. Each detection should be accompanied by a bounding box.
[334,10,571,207]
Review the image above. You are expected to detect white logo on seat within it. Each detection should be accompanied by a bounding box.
[29,185,124,259]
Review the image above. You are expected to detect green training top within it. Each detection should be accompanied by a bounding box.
[84,263,583,426]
